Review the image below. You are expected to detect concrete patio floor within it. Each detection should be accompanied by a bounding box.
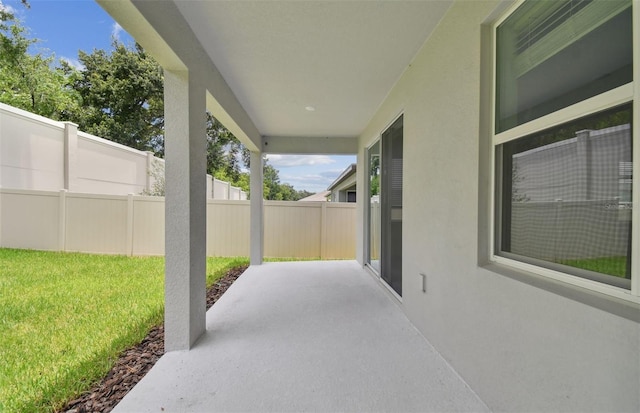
[113,260,489,412]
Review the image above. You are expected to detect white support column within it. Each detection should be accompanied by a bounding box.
[63,122,78,192]
[164,69,207,352]
[250,151,264,265]
[355,147,365,265]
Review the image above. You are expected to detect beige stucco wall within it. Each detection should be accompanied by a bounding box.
[357,1,639,411]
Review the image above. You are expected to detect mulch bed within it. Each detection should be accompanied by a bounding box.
[61,265,248,413]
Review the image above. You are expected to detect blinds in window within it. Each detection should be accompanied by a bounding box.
[512,0,631,77]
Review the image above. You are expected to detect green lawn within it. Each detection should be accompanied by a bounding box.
[557,256,628,278]
[0,249,248,413]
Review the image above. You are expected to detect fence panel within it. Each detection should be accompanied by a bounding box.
[0,189,357,259]
[207,200,250,256]
[264,201,322,258]
[324,203,357,259]
[0,189,60,250]
[65,194,128,254]
[369,201,381,262]
[1,105,65,191]
[77,133,148,195]
[132,196,165,255]
[1,103,246,199]
[212,179,229,199]
[511,200,630,261]
[229,187,241,200]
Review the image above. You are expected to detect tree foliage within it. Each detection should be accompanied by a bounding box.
[244,157,314,201]
[71,42,164,153]
[0,9,79,119]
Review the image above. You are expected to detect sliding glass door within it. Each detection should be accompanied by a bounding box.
[381,116,403,296]
[367,116,403,297]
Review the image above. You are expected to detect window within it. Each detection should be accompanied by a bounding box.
[493,0,636,296]
[495,0,633,132]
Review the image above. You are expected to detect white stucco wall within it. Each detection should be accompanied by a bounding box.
[357,1,639,412]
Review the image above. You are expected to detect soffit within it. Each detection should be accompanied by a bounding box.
[173,1,453,139]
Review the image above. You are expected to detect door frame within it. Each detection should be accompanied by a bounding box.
[364,111,404,300]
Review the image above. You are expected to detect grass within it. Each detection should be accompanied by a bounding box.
[557,256,628,278]
[0,249,248,413]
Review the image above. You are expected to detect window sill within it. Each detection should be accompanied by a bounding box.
[482,260,640,322]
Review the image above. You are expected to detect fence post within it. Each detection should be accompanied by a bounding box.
[126,193,134,256]
[63,122,78,192]
[226,181,231,200]
[576,130,591,200]
[320,202,327,259]
[145,152,155,194]
[206,175,213,199]
[59,189,67,251]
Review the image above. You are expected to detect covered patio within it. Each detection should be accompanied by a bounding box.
[96,1,639,411]
[113,261,488,412]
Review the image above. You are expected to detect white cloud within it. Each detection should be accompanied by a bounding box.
[0,2,16,14]
[59,56,85,71]
[280,173,337,192]
[319,169,348,178]
[266,154,335,168]
[281,173,327,183]
[112,22,123,41]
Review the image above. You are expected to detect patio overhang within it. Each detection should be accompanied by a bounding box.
[86,1,640,410]
[96,0,453,148]
[262,136,358,155]
[95,0,454,351]
[98,0,263,152]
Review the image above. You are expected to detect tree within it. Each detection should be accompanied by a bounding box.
[141,158,165,196]
[0,10,79,119]
[72,42,250,183]
[71,41,164,153]
[263,162,281,200]
[206,112,247,182]
[242,156,313,201]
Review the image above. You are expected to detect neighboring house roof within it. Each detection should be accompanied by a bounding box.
[327,163,356,191]
[298,190,330,202]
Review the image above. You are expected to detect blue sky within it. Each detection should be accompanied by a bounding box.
[1,0,356,193]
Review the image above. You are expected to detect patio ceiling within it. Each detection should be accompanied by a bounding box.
[97,0,453,151]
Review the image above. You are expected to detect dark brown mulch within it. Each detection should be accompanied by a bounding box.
[61,265,248,413]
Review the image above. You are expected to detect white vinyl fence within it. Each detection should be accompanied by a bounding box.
[511,199,631,261]
[0,103,246,200]
[0,188,356,259]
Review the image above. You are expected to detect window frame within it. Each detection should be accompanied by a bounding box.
[364,137,382,276]
[489,0,639,303]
